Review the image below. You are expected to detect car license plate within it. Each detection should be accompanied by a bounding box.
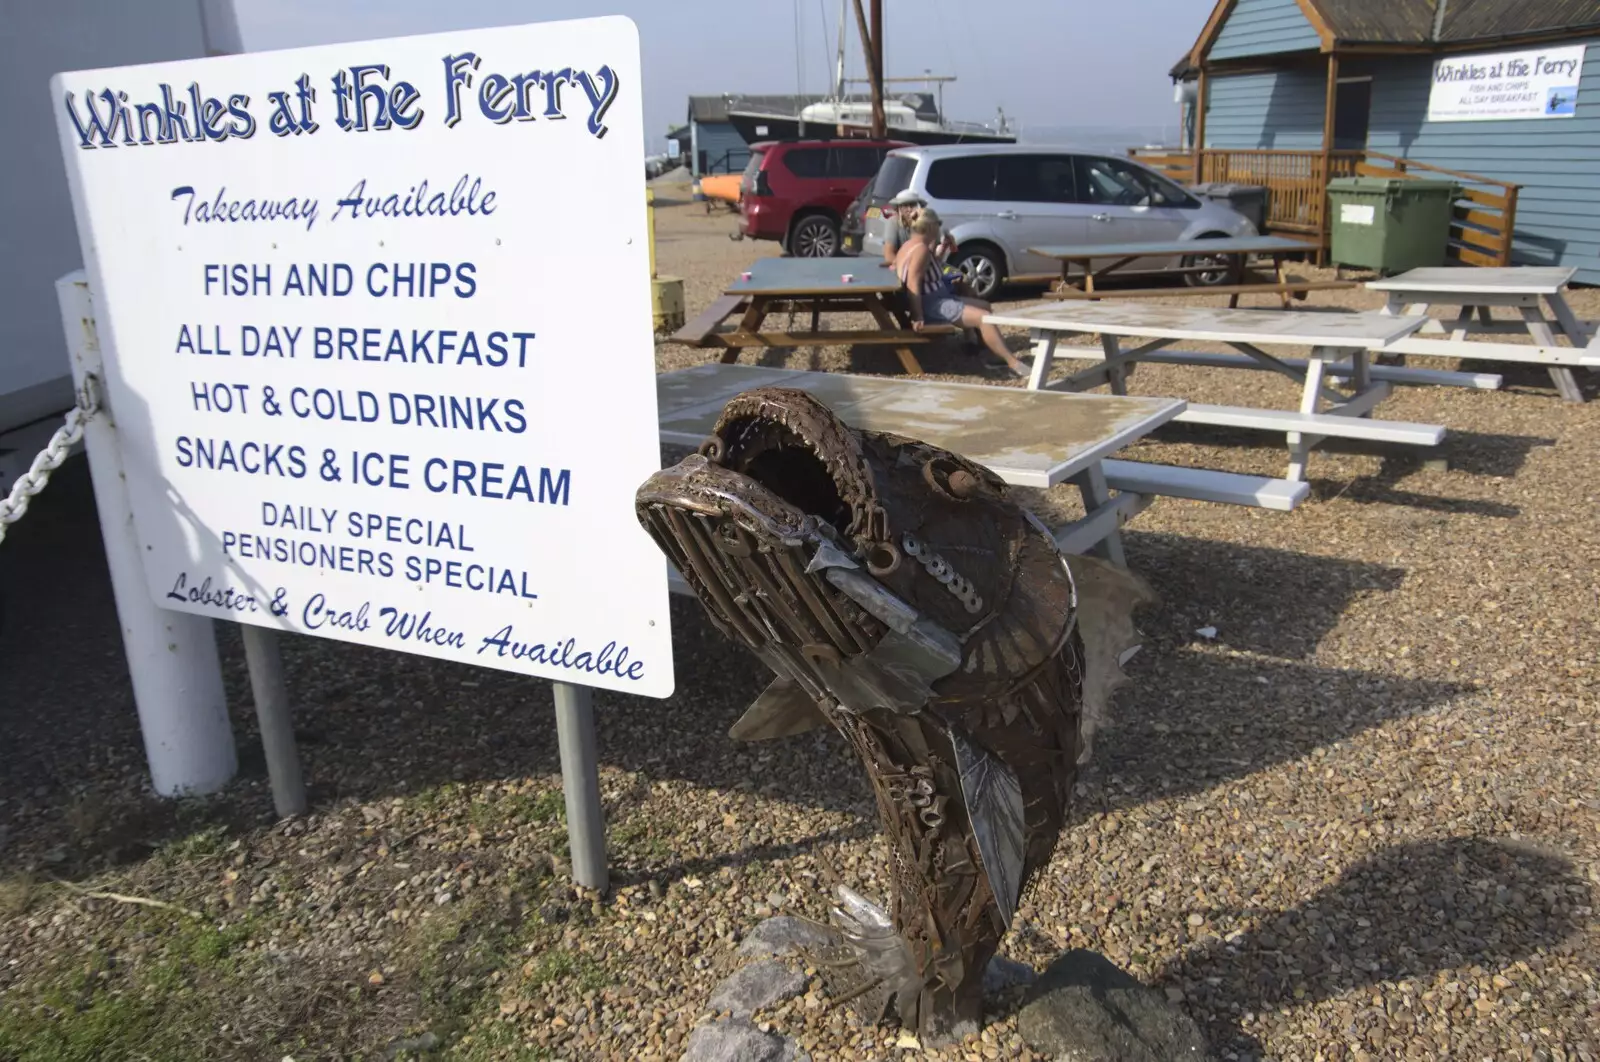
[865,207,880,219]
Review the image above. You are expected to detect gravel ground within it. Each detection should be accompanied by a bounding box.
[1,185,1597,1061]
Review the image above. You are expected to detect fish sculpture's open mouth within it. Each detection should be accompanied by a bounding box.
[635,386,1151,1040]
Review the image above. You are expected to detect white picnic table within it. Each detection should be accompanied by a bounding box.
[983,302,1456,483]
[654,364,1211,568]
[1369,266,1600,403]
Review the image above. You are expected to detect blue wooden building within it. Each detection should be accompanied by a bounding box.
[1155,0,1600,281]
[680,95,827,178]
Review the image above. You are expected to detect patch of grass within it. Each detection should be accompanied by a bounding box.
[411,781,466,816]
[159,823,229,864]
[425,786,564,836]
[611,819,672,861]
[403,893,530,1053]
[0,873,38,918]
[524,946,611,993]
[452,1021,555,1061]
[0,910,258,1062]
[524,790,565,826]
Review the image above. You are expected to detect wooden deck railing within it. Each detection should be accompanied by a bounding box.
[1128,147,1520,267]
[1358,153,1519,268]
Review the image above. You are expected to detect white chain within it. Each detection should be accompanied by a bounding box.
[0,376,102,546]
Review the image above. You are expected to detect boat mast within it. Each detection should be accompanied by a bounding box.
[849,0,887,137]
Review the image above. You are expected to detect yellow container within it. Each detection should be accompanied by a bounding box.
[652,275,685,334]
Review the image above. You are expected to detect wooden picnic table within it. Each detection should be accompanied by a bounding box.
[983,302,1449,483]
[667,257,958,375]
[1368,267,1600,403]
[1031,235,1349,307]
[654,363,1187,566]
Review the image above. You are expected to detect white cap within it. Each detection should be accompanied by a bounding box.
[888,190,924,207]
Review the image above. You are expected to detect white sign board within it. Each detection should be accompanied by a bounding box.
[1428,44,1586,122]
[1340,203,1375,226]
[52,16,675,697]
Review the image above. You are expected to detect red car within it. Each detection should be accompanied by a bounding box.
[738,138,912,257]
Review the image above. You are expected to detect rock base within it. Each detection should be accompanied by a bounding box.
[681,918,820,1062]
[684,915,1050,1058]
[1018,950,1214,1062]
[680,1018,809,1062]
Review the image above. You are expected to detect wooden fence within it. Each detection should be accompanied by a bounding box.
[1128,148,1520,267]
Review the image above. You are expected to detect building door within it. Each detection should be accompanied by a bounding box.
[1334,77,1372,150]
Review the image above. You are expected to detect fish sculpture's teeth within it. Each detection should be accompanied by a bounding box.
[634,386,1153,1043]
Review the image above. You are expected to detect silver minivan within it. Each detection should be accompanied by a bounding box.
[859,144,1259,301]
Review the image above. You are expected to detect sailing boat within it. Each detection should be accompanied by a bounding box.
[725,0,1017,146]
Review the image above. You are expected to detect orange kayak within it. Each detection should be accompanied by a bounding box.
[699,174,742,205]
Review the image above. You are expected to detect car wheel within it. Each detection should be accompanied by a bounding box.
[1181,234,1233,288]
[954,245,1004,301]
[790,215,840,258]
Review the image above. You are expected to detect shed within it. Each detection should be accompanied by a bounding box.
[684,95,827,178]
[1149,0,1600,280]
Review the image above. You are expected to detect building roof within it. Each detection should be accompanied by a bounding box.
[1438,0,1600,43]
[688,95,827,123]
[1176,0,1600,75]
[688,91,943,124]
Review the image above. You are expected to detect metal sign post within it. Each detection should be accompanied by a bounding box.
[238,624,306,818]
[553,682,607,891]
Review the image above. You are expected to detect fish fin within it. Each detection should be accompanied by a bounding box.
[1064,554,1159,765]
[949,727,1026,928]
[728,676,829,742]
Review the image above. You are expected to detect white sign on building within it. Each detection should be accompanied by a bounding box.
[1428,44,1587,122]
[51,16,675,697]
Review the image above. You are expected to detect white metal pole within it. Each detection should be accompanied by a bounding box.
[55,272,237,796]
[239,624,306,817]
[553,681,608,892]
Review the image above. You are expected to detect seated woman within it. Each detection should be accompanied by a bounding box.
[895,212,1028,376]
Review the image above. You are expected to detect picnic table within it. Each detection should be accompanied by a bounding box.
[1032,235,1352,307]
[668,256,959,375]
[654,363,1193,566]
[983,302,1464,483]
[1369,267,1600,403]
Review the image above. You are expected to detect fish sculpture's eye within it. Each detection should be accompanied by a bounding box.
[922,456,980,501]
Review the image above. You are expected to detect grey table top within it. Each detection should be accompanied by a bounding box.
[984,302,1428,349]
[725,255,902,296]
[1366,266,1578,296]
[656,364,1185,489]
[1027,235,1320,261]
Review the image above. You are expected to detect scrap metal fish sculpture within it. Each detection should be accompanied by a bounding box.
[634,386,1152,1041]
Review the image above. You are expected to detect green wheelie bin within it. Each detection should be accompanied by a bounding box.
[1326,177,1459,274]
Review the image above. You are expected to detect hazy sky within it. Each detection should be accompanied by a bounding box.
[233,0,1203,149]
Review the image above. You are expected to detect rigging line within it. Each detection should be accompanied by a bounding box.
[931,0,960,81]
[817,0,836,99]
[794,0,806,97]
[950,0,1001,117]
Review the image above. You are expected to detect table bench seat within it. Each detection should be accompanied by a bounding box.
[671,294,746,346]
[1176,404,1445,446]
[721,325,960,348]
[1381,336,1600,368]
[1046,279,1356,303]
[1038,347,1503,390]
[1101,459,1310,512]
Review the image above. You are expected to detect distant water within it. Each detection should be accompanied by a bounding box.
[1016,124,1183,154]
